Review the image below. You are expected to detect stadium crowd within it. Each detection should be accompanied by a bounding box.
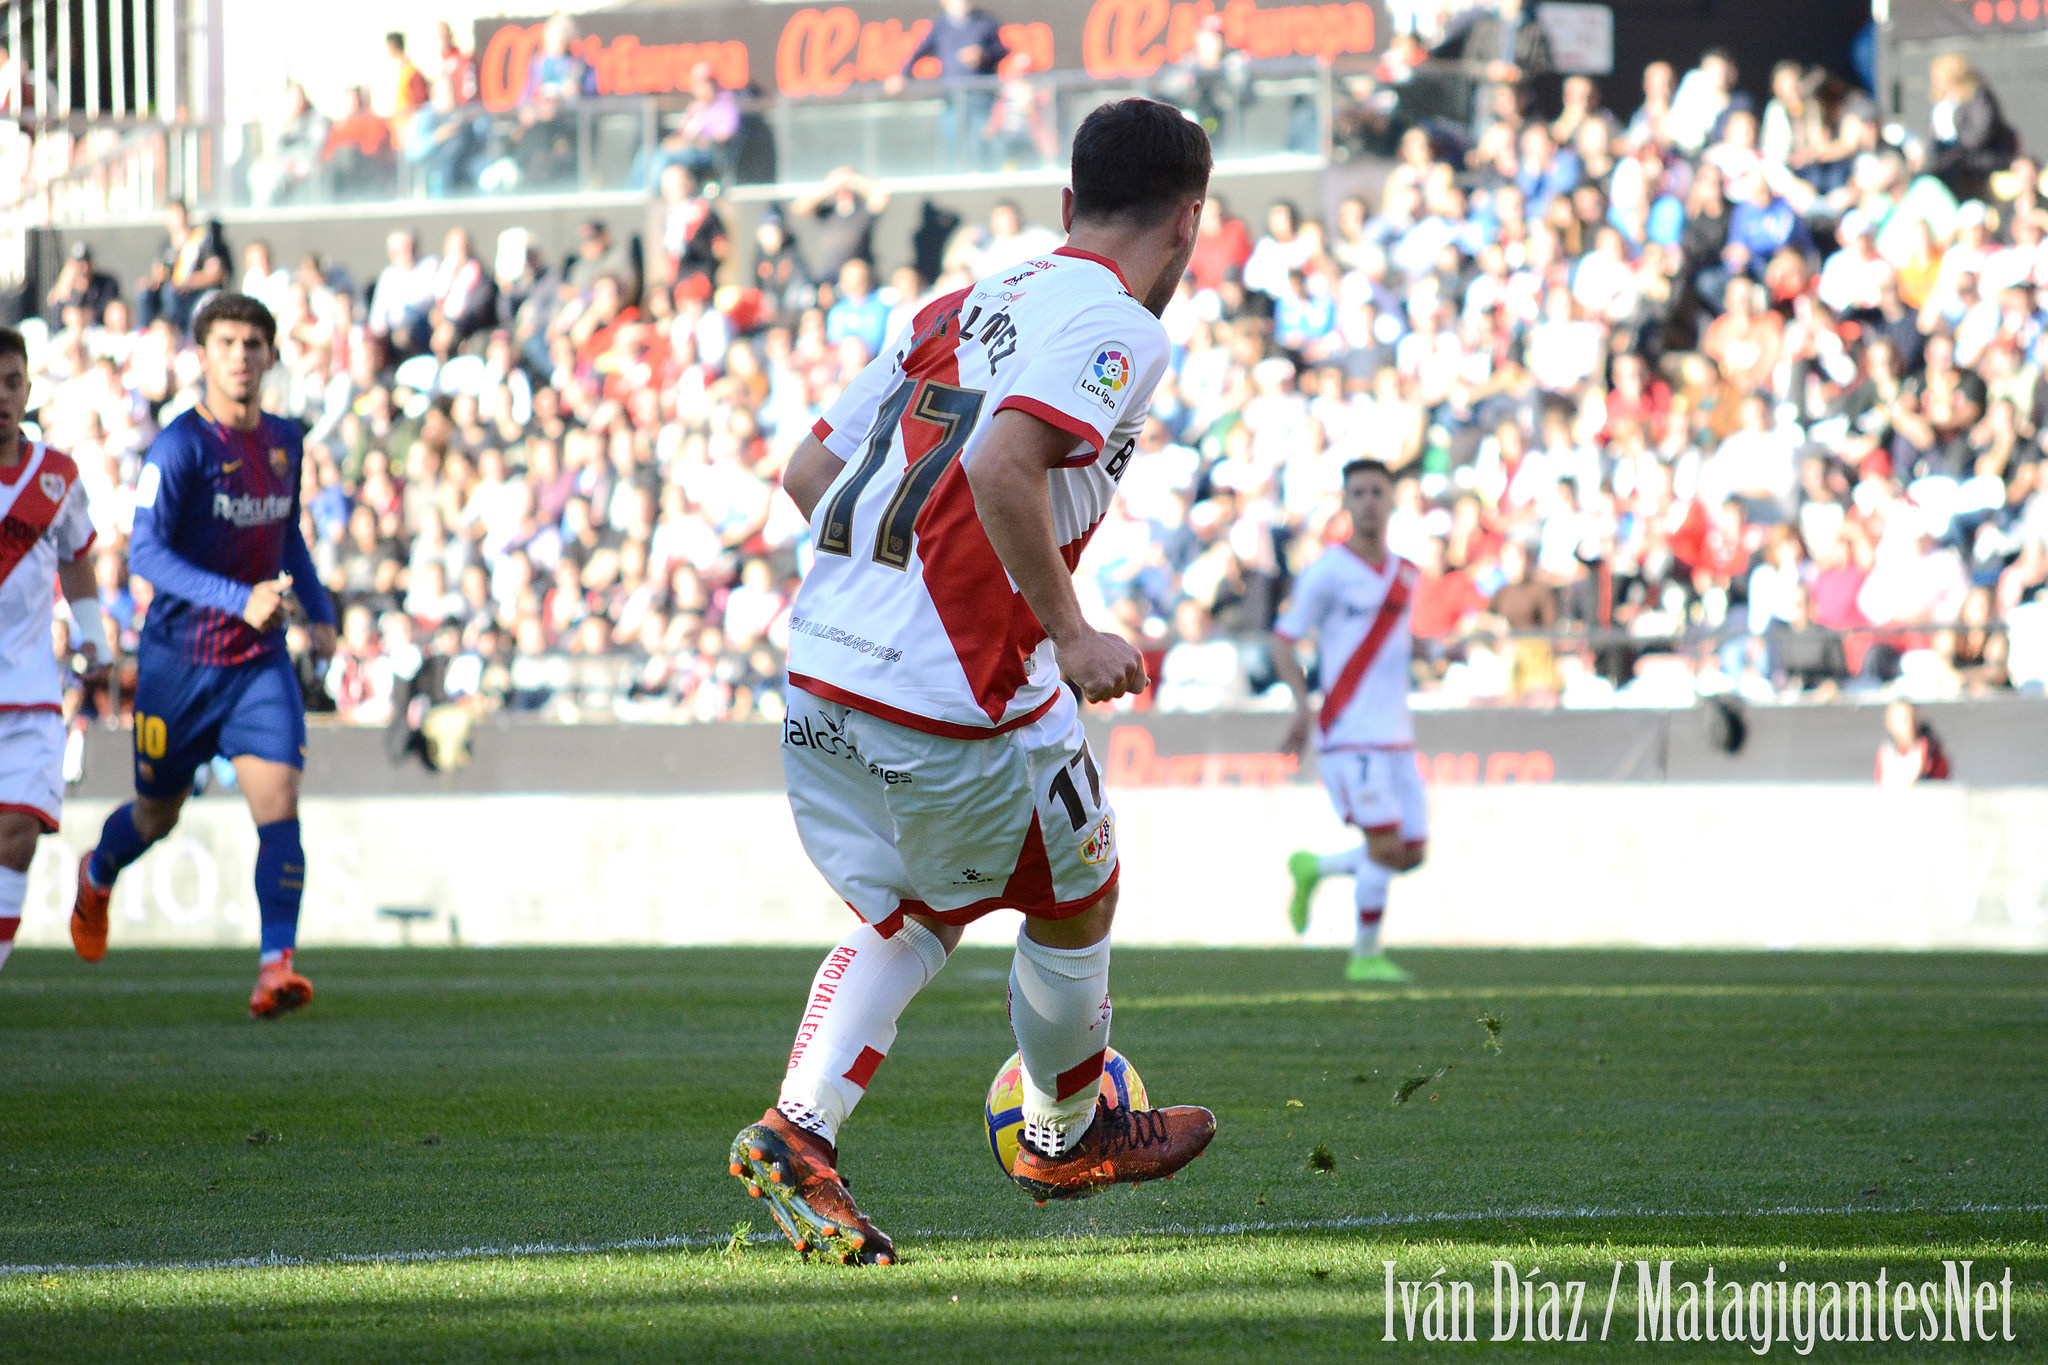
[20,31,2048,732]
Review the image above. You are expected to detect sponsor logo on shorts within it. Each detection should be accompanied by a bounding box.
[783,713,913,785]
[1074,343,1135,412]
[1079,812,1114,865]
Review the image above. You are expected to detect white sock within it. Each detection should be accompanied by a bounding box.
[0,865,24,974]
[1353,857,1393,956]
[776,918,949,1145]
[1318,849,1362,878]
[1010,929,1113,1158]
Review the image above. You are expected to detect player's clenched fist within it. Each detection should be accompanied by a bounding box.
[1055,629,1148,703]
[242,574,293,632]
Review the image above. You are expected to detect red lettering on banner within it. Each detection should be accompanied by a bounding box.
[478,25,539,112]
[1082,0,1372,78]
[1001,22,1057,73]
[1104,726,1298,787]
[1420,751,1553,785]
[479,24,749,112]
[778,8,930,97]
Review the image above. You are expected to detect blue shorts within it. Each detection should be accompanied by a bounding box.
[131,646,307,799]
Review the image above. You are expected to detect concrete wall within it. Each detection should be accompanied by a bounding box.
[17,785,2048,953]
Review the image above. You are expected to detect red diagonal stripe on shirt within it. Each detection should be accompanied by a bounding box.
[1319,561,1415,733]
[0,445,73,594]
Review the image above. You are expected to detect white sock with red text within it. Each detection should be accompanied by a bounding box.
[1010,929,1112,1158]
[1318,849,1362,878]
[0,866,24,973]
[1353,856,1393,956]
[776,918,949,1145]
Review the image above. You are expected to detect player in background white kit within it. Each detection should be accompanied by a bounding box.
[0,326,107,976]
[1270,459,1425,983]
[726,101,1218,1266]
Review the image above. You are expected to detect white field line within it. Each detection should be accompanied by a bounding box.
[4,1202,2045,1279]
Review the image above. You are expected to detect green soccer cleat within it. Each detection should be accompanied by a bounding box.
[1286,851,1322,935]
[1345,953,1412,984]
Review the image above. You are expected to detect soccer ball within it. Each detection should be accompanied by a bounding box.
[984,1047,1147,1177]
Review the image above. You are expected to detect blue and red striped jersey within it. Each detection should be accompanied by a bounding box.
[129,405,335,666]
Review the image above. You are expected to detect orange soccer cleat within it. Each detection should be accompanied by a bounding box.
[249,951,314,1019]
[1011,1096,1217,1204]
[727,1109,896,1265]
[69,859,110,963]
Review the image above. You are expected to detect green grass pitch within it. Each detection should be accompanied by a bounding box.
[2,946,2043,1361]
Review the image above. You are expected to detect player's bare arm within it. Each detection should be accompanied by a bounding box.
[967,409,1146,703]
[780,434,846,522]
[1269,629,1315,757]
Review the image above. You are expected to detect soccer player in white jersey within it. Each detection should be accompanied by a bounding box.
[1270,459,1426,983]
[0,326,106,976]
[727,100,1218,1265]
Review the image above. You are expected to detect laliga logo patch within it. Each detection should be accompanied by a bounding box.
[1074,343,1134,410]
[39,472,66,503]
[1079,812,1114,866]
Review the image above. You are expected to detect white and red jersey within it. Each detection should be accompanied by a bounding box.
[789,247,1169,738]
[1273,543,1418,750]
[0,442,96,712]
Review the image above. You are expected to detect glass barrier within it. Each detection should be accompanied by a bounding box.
[9,57,1351,228]
[225,61,1333,212]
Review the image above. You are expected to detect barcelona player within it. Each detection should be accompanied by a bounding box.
[69,294,337,1017]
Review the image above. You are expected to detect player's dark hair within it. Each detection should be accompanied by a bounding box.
[1342,458,1393,485]
[0,326,26,366]
[386,30,406,50]
[1070,99,1211,224]
[193,292,278,350]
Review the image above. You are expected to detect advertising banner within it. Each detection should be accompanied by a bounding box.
[1886,0,2048,42]
[472,0,1387,110]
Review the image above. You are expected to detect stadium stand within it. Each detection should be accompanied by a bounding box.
[11,14,2048,732]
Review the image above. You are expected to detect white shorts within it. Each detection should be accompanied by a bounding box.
[1319,746,1428,847]
[0,709,66,833]
[783,685,1118,930]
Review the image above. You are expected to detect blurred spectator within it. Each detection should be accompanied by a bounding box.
[324,86,397,197]
[1152,16,1247,139]
[375,31,430,130]
[428,228,497,360]
[1925,55,2017,205]
[658,169,727,291]
[825,260,890,357]
[435,21,477,106]
[644,63,741,189]
[134,202,228,333]
[1431,0,1553,127]
[47,243,119,325]
[890,0,1008,169]
[369,230,437,361]
[407,75,488,198]
[248,82,331,208]
[791,166,889,280]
